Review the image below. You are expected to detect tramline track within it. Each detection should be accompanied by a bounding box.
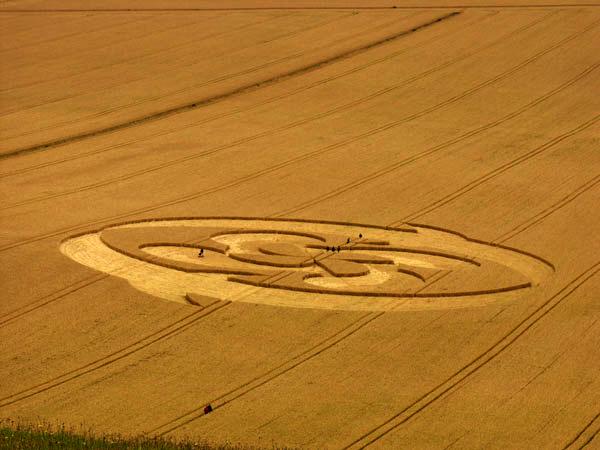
[0,11,417,152]
[1,196,594,443]
[0,208,444,417]
[0,300,230,409]
[1,11,460,159]
[563,412,600,449]
[392,115,599,225]
[1,12,147,54]
[147,310,384,436]
[149,261,597,441]
[274,63,599,218]
[0,273,108,328]
[494,174,600,243]
[5,11,426,139]
[342,263,600,448]
[147,257,450,436]
[1,8,598,446]
[0,9,488,179]
[0,10,556,208]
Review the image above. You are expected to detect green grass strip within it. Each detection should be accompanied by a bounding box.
[0,419,291,450]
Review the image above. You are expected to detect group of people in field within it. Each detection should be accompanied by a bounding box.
[197,233,363,258]
[326,233,362,252]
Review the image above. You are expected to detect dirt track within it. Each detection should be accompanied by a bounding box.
[1,1,599,448]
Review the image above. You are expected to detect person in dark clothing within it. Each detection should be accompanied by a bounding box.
[359,233,363,239]
[198,249,204,257]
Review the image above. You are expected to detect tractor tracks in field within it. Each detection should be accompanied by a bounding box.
[494,174,600,243]
[342,262,600,449]
[0,299,230,409]
[147,310,384,436]
[5,9,397,127]
[0,20,595,255]
[18,10,468,132]
[0,11,461,159]
[146,264,448,437]
[0,11,568,215]
[563,412,600,449]
[273,61,599,218]
[390,113,599,226]
[0,9,492,180]
[1,10,597,435]
[0,9,421,159]
[0,13,148,54]
[4,145,587,416]
[0,273,109,329]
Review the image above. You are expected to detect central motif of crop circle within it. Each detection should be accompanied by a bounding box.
[60,218,553,311]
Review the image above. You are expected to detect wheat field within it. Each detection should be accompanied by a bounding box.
[1,0,599,448]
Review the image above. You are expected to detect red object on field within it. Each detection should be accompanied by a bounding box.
[203,404,213,414]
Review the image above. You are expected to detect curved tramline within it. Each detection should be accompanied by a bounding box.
[0,9,554,195]
[84,208,578,441]
[0,11,560,210]
[0,10,459,158]
[0,9,487,178]
[0,194,549,408]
